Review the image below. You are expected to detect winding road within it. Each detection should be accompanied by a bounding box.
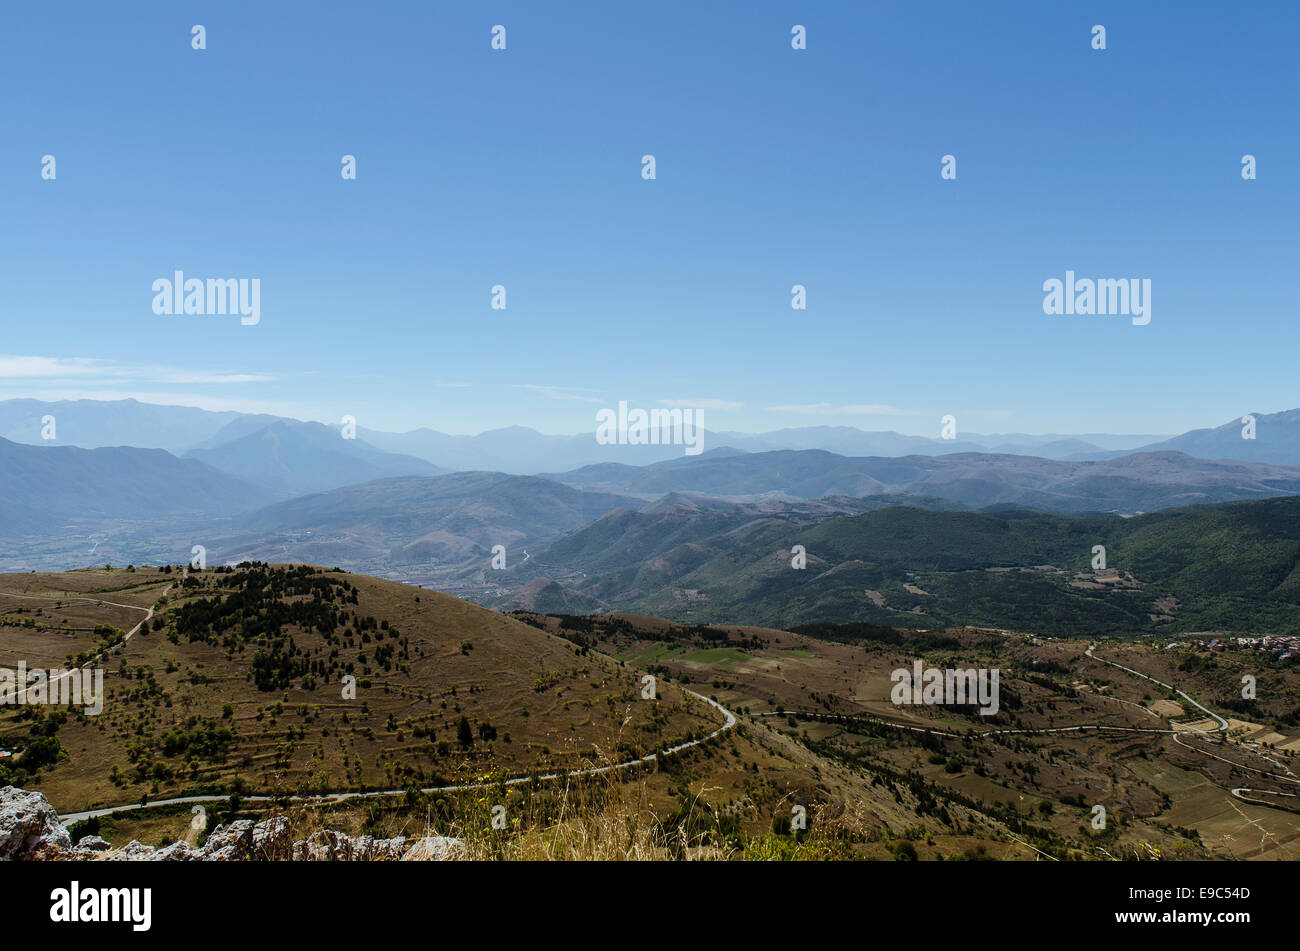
[0,584,166,704]
[2,573,735,824]
[37,635,1287,827]
[1083,643,1228,732]
[58,686,737,825]
[756,642,1241,746]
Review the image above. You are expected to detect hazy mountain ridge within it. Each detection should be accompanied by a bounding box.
[549,449,1300,512]
[6,398,1300,584]
[195,471,649,571]
[0,436,272,534]
[184,419,445,498]
[1131,408,1300,465]
[0,397,1192,471]
[0,398,240,455]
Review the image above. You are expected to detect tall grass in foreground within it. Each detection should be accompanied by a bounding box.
[455,771,736,861]
[265,764,956,861]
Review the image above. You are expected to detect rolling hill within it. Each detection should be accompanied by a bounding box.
[0,564,717,813]
[5,565,1299,862]
[205,471,649,570]
[518,495,1300,636]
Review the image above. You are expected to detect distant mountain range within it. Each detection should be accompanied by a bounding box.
[6,397,1300,583]
[68,447,1296,577]
[0,401,444,500]
[5,397,1299,474]
[357,422,1164,469]
[26,443,1270,596]
[0,398,239,454]
[548,448,1300,512]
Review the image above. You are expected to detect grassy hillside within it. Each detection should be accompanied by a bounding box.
[0,565,716,812]
[6,568,1300,861]
[500,611,1300,861]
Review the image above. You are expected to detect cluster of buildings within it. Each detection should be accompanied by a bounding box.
[1190,635,1300,662]
[1240,634,1300,662]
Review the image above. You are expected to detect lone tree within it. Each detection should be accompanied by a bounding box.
[457,716,473,749]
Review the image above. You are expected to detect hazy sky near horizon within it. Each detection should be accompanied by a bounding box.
[1,1,1296,437]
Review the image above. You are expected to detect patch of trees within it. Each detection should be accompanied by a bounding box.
[789,621,905,645]
[163,565,400,690]
[158,719,237,760]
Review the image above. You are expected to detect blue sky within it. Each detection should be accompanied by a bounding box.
[0,1,1296,436]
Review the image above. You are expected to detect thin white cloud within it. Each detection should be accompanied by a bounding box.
[151,370,273,385]
[0,354,274,386]
[659,398,744,410]
[0,355,107,378]
[513,384,603,403]
[766,402,920,416]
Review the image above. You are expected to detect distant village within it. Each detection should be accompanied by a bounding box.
[1168,634,1300,663]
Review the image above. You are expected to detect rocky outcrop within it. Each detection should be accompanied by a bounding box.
[402,835,468,861]
[291,828,422,861]
[0,787,72,860]
[0,788,465,862]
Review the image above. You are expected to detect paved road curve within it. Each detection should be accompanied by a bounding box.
[1083,642,1228,732]
[59,686,737,825]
